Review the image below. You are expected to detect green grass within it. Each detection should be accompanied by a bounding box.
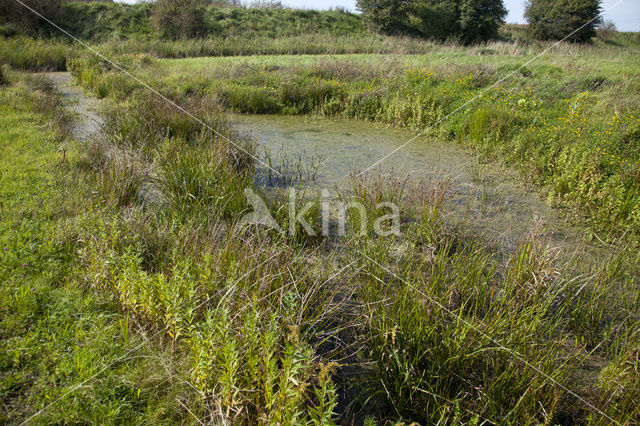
[61,1,154,41]
[0,75,197,423]
[0,37,72,71]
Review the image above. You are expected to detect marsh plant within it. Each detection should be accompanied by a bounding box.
[241,187,401,237]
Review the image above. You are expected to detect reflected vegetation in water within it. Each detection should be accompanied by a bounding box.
[232,114,603,258]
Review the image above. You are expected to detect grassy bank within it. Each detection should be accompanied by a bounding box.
[67,42,640,239]
[59,2,364,41]
[0,73,201,423]
[0,33,441,71]
[2,2,364,41]
[0,66,635,422]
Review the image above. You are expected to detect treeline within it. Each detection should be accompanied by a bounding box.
[356,0,507,44]
[356,0,604,44]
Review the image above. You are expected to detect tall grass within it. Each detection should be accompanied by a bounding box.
[342,172,640,423]
[7,62,639,423]
[97,34,437,58]
[0,37,72,70]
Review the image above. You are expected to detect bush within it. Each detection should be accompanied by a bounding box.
[597,19,617,42]
[152,0,207,39]
[0,66,7,86]
[0,0,65,36]
[524,0,602,43]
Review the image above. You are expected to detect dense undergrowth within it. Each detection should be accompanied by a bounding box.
[2,66,639,422]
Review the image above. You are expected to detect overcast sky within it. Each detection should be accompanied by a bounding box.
[119,0,640,31]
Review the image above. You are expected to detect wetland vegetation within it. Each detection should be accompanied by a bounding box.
[1,0,640,424]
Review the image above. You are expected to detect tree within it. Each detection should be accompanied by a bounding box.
[355,0,413,35]
[414,0,459,40]
[524,0,602,43]
[457,0,507,44]
[152,0,207,40]
[357,0,507,43]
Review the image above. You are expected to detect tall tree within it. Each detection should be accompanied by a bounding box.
[457,0,507,44]
[358,0,507,43]
[524,0,602,43]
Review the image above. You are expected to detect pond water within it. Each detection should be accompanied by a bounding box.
[233,114,600,257]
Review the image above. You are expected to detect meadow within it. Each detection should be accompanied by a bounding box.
[1,8,640,424]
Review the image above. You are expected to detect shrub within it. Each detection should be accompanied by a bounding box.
[0,0,64,36]
[152,0,207,39]
[0,65,7,86]
[524,0,602,43]
[597,19,617,42]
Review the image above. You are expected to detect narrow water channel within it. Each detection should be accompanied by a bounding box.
[233,114,602,258]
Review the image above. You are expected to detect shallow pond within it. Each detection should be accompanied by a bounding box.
[233,114,601,257]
